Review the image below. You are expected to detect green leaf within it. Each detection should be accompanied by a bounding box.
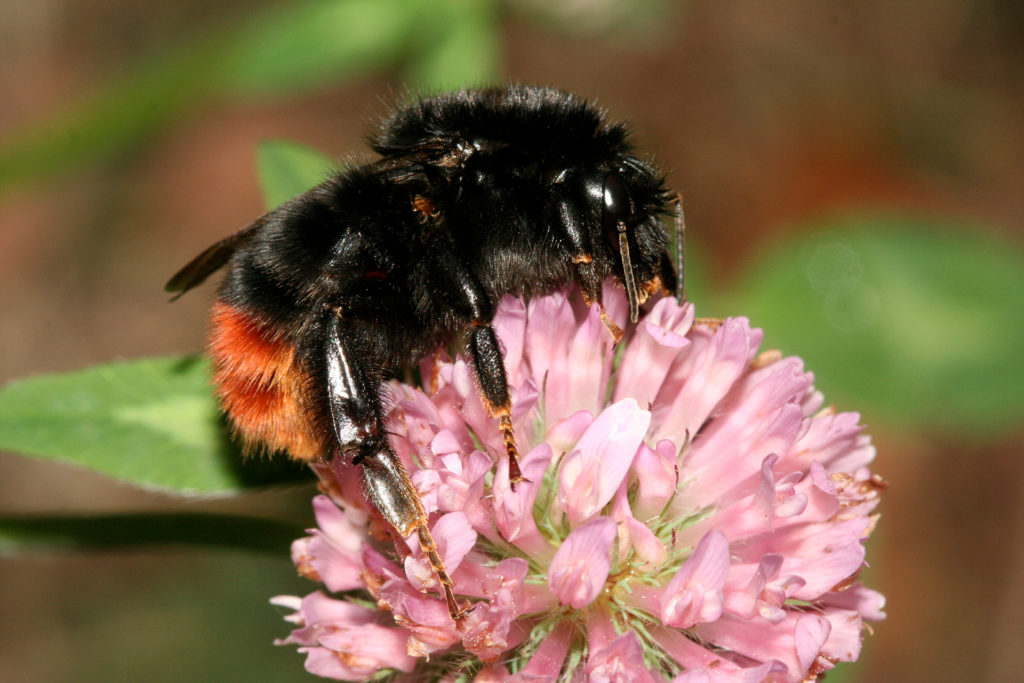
[0,0,508,194]
[0,356,257,494]
[404,0,502,92]
[0,0,421,195]
[217,0,417,96]
[728,214,1024,437]
[0,513,304,555]
[257,140,336,208]
[0,41,223,193]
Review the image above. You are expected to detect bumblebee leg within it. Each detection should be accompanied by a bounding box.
[468,322,525,486]
[324,313,464,620]
[358,446,464,620]
[420,240,526,488]
[555,197,627,341]
[670,192,686,303]
[599,307,624,343]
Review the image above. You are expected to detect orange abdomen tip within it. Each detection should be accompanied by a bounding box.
[209,302,323,461]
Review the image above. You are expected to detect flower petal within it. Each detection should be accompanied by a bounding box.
[722,553,805,623]
[492,294,529,387]
[310,623,418,679]
[558,398,650,525]
[734,515,869,601]
[670,659,784,683]
[614,297,693,407]
[295,496,368,592]
[632,439,679,521]
[513,622,574,681]
[660,530,730,628]
[274,591,377,647]
[546,409,595,454]
[493,444,555,558]
[404,511,477,592]
[565,298,618,415]
[280,285,884,682]
[675,356,811,511]
[651,318,763,446]
[547,516,618,609]
[586,631,662,683]
[461,601,518,662]
[695,612,831,678]
[654,627,787,681]
[821,582,887,621]
[818,606,865,664]
[791,410,875,474]
[524,290,578,419]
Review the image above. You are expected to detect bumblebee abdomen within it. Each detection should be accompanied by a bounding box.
[209,301,324,461]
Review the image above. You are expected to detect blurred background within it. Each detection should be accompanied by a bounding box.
[1,0,1022,680]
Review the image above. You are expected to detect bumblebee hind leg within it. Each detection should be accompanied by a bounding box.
[323,312,465,621]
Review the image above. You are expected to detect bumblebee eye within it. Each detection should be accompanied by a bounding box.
[601,173,641,323]
[602,173,631,236]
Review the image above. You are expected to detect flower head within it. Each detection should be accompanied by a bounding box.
[275,284,885,681]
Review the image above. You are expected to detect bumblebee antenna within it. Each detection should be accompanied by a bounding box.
[673,193,686,303]
[618,223,640,323]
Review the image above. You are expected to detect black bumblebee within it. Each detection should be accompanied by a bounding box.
[166,85,683,619]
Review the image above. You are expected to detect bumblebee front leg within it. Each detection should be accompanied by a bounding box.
[468,321,525,486]
[419,236,526,488]
[324,313,464,620]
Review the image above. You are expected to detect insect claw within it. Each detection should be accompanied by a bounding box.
[508,458,530,491]
[415,524,467,621]
[497,413,529,490]
[447,592,470,623]
[599,307,624,343]
[442,583,469,622]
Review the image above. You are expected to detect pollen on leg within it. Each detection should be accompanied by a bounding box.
[600,306,624,343]
[499,413,527,487]
[641,274,666,298]
[482,399,527,488]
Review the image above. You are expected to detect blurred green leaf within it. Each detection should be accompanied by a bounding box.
[0,513,303,555]
[728,215,1024,437]
[0,356,246,494]
[257,140,336,208]
[405,0,501,91]
[0,0,505,195]
[0,42,222,192]
[0,0,406,192]
[218,0,417,96]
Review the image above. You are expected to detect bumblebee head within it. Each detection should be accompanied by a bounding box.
[570,163,679,323]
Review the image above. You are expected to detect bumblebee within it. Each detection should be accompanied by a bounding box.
[167,85,683,619]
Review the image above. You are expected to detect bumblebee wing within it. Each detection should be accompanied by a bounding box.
[164,214,272,299]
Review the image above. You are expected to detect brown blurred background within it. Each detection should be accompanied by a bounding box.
[2,1,1023,681]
